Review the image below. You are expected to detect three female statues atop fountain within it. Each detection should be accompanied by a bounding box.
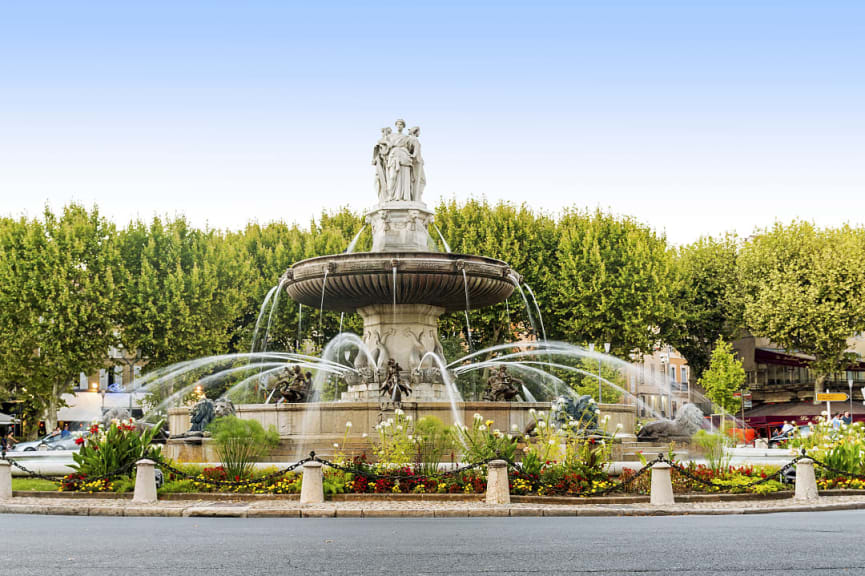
[373,119,426,204]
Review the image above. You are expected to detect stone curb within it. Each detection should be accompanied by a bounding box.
[4,498,865,518]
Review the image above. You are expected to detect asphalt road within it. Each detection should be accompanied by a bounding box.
[2,511,865,575]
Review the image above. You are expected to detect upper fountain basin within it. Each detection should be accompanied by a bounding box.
[283,252,516,313]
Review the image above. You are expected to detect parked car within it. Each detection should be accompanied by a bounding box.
[11,431,89,452]
[768,425,811,448]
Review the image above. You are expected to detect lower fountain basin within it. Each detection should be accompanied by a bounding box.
[283,252,516,313]
[164,401,637,462]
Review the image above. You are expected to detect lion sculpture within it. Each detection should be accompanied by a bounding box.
[636,403,705,442]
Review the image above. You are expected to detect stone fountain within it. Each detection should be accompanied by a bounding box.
[163,120,636,463]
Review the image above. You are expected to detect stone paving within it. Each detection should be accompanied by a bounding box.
[3,493,865,518]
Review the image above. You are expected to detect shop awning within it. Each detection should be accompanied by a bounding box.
[744,401,865,427]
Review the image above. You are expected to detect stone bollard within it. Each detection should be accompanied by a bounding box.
[0,460,11,500]
[650,461,675,506]
[485,460,510,505]
[300,461,324,505]
[794,458,819,501]
[132,459,158,504]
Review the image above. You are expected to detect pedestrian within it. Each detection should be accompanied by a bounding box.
[843,411,852,425]
[831,413,842,430]
[4,430,16,451]
[60,424,70,438]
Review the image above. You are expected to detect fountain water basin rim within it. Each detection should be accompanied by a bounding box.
[283,251,516,312]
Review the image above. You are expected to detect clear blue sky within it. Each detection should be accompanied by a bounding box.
[1,1,862,244]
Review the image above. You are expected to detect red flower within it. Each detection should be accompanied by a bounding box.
[74,437,85,445]
[235,475,240,482]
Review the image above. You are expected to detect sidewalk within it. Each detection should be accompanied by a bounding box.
[3,493,865,518]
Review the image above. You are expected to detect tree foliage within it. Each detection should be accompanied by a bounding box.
[668,234,741,380]
[737,222,865,389]
[698,338,746,414]
[547,209,674,357]
[0,205,118,433]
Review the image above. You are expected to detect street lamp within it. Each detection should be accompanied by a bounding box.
[849,378,854,421]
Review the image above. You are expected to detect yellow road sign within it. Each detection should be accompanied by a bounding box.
[816,393,848,402]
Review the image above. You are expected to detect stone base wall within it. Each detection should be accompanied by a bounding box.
[166,401,637,463]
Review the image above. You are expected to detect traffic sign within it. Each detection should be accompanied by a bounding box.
[816,393,848,402]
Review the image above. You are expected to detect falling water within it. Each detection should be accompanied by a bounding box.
[319,269,329,337]
[250,284,279,353]
[461,269,474,353]
[392,265,398,321]
[433,224,451,253]
[338,312,344,334]
[522,284,547,347]
[345,225,367,253]
[504,298,512,338]
[261,277,287,354]
[296,304,303,352]
[521,384,537,402]
[420,352,464,431]
[508,275,539,339]
[522,283,554,394]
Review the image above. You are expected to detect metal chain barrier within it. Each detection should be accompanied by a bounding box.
[149,453,313,487]
[667,456,801,490]
[806,454,865,481]
[311,453,497,482]
[1,455,135,486]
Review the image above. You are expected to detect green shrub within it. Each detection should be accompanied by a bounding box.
[207,416,279,480]
[71,420,163,480]
[413,416,455,476]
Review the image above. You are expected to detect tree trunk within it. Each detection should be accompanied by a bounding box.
[814,373,826,403]
[44,383,60,432]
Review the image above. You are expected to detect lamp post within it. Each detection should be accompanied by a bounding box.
[849,378,854,421]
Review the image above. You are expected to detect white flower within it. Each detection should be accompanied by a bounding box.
[362,433,368,438]
[616,423,623,430]
[396,425,403,431]
[478,425,487,431]
[345,421,353,428]
[387,418,394,426]
[506,434,513,440]
[602,415,610,423]
[407,435,413,441]
[511,424,519,432]
[594,408,600,414]
[537,421,546,429]
[395,408,404,416]
[406,415,413,422]
[538,411,545,418]
[548,438,556,445]
[474,413,482,421]
[493,429,501,436]
[333,443,339,448]
[528,408,536,416]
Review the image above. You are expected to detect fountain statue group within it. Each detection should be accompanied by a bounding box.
[482,366,523,402]
[379,358,412,404]
[373,119,426,204]
[274,366,313,403]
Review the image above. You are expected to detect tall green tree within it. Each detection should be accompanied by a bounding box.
[699,337,746,414]
[116,217,253,370]
[668,234,742,380]
[547,209,674,357]
[738,222,865,396]
[0,205,118,436]
[434,198,559,352]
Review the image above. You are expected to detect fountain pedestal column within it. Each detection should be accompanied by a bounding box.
[342,303,449,402]
[366,201,434,252]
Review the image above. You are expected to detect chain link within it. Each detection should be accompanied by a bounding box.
[1,455,135,486]
[149,453,312,487]
[311,454,496,482]
[667,457,800,489]
[807,455,865,481]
